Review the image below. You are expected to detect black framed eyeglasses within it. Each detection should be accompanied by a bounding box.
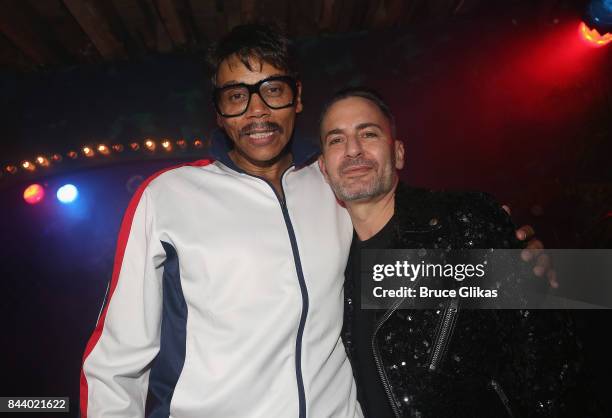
[213,75,298,118]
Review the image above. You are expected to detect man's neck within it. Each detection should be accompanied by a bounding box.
[345,181,398,241]
[229,150,293,198]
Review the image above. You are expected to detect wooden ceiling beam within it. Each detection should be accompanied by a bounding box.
[169,0,200,44]
[155,0,188,46]
[318,0,337,32]
[28,0,101,64]
[240,0,257,23]
[0,0,63,66]
[335,0,351,32]
[400,0,428,25]
[110,0,157,52]
[185,0,227,41]
[428,0,460,20]
[62,0,127,59]
[288,0,319,37]
[452,0,482,15]
[364,0,405,29]
[225,0,242,31]
[140,0,174,52]
[0,32,35,71]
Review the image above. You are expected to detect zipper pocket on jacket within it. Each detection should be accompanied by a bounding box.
[372,297,404,418]
[489,379,515,418]
[428,298,459,371]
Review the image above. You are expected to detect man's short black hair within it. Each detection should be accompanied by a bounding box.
[319,87,397,141]
[207,24,297,85]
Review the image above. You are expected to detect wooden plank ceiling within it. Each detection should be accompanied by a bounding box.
[0,0,567,72]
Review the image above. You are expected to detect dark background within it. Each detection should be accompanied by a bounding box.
[0,0,610,416]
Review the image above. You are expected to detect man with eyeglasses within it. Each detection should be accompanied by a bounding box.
[80,24,361,418]
[80,24,540,418]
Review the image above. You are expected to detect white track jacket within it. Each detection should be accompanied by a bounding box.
[80,132,363,418]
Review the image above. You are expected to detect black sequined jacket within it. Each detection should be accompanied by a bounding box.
[343,182,581,418]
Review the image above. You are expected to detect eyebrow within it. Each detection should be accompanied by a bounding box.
[323,128,344,139]
[356,122,383,131]
[323,122,383,139]
[218,74,287,88]
[220,80,239,87]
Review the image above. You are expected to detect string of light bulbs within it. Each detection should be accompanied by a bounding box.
[2,137,209,180]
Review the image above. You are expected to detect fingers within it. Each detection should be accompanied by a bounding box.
[532,253,550,277]
[516,224,535,241]
[527,250,560,289]
[547,269,559,289]
[502,205,511,215]
[521,239,543,261]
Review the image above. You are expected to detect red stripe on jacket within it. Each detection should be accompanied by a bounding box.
[79,159,212,418]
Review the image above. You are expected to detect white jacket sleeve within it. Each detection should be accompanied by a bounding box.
[80,186,166,418]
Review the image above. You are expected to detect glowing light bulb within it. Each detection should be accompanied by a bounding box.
[144,139,156,151]
[36,156,50,167]
[161,140,173,151]
[97,144,110,155]
[83,147,95,157]
[23,184,45,204]
[57,184,79,204]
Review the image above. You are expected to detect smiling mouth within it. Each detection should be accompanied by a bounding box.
[246,130,276,139]
[342,165,373,176]
[242,129,280,147]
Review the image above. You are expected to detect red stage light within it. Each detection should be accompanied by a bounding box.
[579,22,612,46]
[23,184,45,205]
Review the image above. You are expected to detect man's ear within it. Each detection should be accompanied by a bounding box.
[295,81,303,114]
[216,113,224,128]
[394,140,405,170]
[317,155,330,184]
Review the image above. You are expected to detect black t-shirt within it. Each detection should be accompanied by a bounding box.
[348,217,397,418]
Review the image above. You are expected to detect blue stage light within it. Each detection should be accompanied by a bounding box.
[57,184,79,204]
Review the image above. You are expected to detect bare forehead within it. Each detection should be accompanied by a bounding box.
[323,97,390,130]
[216,54,283,85]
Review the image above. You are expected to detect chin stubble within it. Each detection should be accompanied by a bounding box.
[332,158,395,202]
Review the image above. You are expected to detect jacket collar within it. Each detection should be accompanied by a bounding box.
[209,128,320,172]
[393,181,442,232]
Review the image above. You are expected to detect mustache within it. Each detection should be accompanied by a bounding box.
[339,157,377,173]
[240,122,283,136]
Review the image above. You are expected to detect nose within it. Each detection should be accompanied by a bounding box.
[245,92,271,118]
[345,134,363,158]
